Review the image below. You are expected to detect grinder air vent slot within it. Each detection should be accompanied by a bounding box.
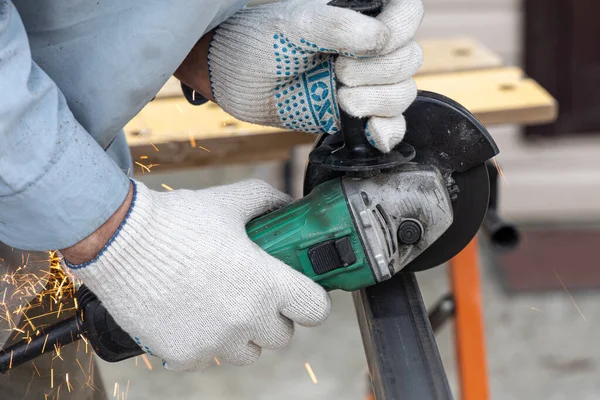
[372,206,394,258]
[376,204,397,254]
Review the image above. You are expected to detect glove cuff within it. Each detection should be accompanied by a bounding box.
[64,179,145,271]
[62,180,163,299]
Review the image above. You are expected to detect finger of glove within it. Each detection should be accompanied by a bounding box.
[338,79,417,118]
[367,115,408,153]
[279,268,331,327]
[336,41,423,87]
[289,3,389,57]
[220,179,292,222]
[252,314,295,350]
[379,0,424,53]
[219,342,262,367]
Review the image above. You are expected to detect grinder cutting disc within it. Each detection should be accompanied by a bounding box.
[304,91,499,272]
[403,162,489,271]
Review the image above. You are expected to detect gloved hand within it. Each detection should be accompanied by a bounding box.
[209,0,424,152]
[64,180,331,371]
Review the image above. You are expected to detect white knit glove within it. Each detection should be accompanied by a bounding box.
[209,0,424,152]
[65,180,331,371]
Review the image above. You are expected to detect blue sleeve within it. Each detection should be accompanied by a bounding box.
[0,0,248,251]
[0,1,130,251]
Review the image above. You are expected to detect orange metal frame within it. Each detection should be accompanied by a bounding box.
[450,237,489,400]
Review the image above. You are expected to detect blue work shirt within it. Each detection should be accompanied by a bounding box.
[0,0,248,250]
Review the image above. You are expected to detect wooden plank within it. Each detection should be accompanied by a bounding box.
[157,78,183,99]
[418,37,502,75]
[126,67,557,170]
[156,37,503,99]
[418,8,521,67]
[415,67,557,126]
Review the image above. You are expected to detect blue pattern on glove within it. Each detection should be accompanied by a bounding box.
[134,336,154,356]
[365,125,377,147]
[273,34,346,135]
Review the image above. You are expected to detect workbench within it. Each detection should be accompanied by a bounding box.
[124,38,557,173]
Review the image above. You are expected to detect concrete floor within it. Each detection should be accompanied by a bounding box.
[92,159,600,400]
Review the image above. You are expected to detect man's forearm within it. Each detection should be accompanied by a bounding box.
[61,31,222,263]
[0,1,131,251]
[175,31,216,102]
[61,183,134,265]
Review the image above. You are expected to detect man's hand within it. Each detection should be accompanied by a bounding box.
[61,180,331,370]
[177,0,424,153]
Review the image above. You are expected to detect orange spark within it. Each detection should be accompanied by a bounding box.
[305,362,318,384]
[9,350,13,369]
[190,135,197,148]
[214,357,221,366]
[140,156,149,160]
[197,145,211,153]
[81,336,89,353]
[113,382,118,398]
[161,184,174,191]
[125,380,130,400]
[42,334,49,353]
[32,362,40,377]
[134,161,160,174]
[66,373,72,393]
[51,367,54,389]
[76,359,87,380]
[492,158,507,184]
[151,143,159,152]
[141,354,153,370]
[553,269,587,322]
[53,344,64,361]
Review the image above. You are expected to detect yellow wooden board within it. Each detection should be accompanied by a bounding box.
[415,67,558,126]
[418,37,503,75]
[156,37,503,99]
[125,67,557,171]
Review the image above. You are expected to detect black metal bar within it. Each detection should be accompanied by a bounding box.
[354,272,453,400]
[0,315,81,374]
